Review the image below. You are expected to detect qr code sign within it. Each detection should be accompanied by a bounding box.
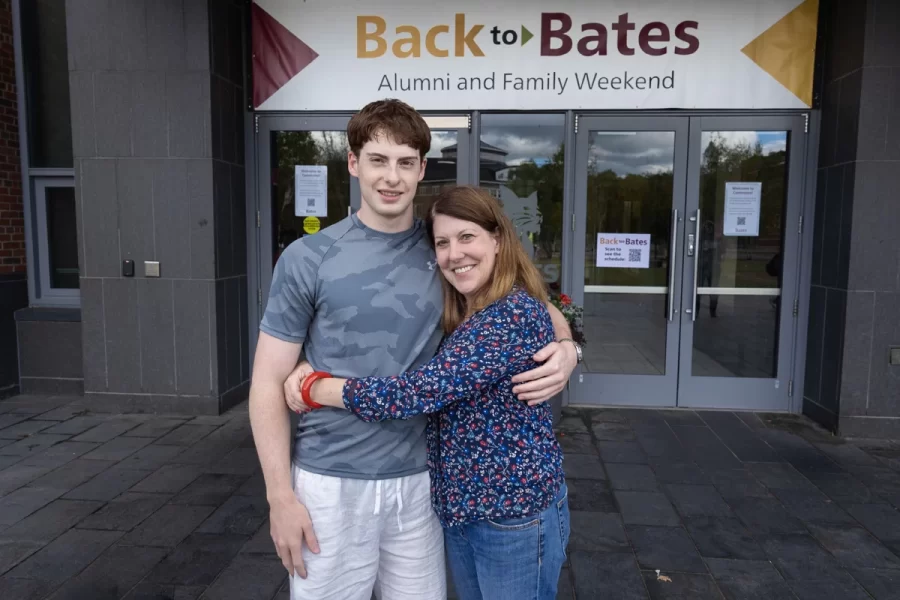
[628,249,642,262]
[306,198,316,207]
[737,217,746,225]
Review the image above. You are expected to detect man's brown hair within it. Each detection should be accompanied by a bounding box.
[347,99,431,159]
[425,185,549,334]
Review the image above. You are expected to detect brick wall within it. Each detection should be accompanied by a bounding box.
[0,0,24,276]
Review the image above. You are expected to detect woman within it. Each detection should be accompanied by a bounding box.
[288,185,569,600]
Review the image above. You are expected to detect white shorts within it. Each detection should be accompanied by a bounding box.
[289,465,446,600]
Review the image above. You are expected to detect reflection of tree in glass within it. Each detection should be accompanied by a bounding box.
[699,133,787,288]
[701,134,786,240]
[273,131,351,263]
[586,157,674,276]
[503,144,564,261]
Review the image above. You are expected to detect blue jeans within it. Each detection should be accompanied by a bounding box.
[443,483,570,600]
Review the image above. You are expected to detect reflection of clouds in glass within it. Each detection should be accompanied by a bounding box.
[429,131,458,157]
[308,131,348,148]
[481,127,565,165]
[589,132,675,175]
[705,131,788,156]
[762,140,787,154]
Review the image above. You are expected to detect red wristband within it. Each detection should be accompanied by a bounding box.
[300,371,332,409]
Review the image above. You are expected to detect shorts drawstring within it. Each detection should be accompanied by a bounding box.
[374,479,383,516]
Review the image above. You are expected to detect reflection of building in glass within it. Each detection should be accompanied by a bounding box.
[413,139,517,216]
[414,133,558,285]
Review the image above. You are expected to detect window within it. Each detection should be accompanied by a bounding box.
[479,114,567,293]
[20,0,73,168]
[34,179,78,298]
[14,0,78,306]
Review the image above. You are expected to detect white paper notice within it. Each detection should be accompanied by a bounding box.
[294,166,328,217]
[724,182,761,236]
[596,234,651,269]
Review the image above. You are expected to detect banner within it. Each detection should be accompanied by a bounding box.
[252,0,818,111]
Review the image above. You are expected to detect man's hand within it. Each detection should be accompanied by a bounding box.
[511,340,578,406]
[269,493,320,579]
[284,361,314,413]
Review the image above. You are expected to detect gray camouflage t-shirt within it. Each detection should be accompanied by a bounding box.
[260,214,443,479]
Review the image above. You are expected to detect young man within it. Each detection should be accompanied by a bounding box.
[249,99,579,600]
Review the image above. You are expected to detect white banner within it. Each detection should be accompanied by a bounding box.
[253,0,818,111]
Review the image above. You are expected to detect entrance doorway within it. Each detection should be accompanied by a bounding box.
[248,112,808,412]
[570,115,806,411]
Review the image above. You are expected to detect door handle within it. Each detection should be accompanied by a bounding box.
[687,234,695,257]
[668,209,678,321]
[691,209,702,322]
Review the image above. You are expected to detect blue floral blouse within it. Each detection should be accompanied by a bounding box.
[342,288,565,528]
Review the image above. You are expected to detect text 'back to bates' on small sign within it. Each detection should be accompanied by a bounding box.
[295,165,328,217]
[596,233,651,269]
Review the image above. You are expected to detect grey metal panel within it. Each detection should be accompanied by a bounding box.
[839,291,875,416]
[153,159,191,280]
[174,280,214,396]
[184,0,211,72]
[104,278,141,394]
[137,279,176,394]
[245,112,260,364]
[560,111,576,408]
[562,112,575,301]
[94,72,133,157]
[16,320,83,379]
[225,277,243,390]
[215,279,228,394]
[80,278,107,393]
[677,114,806,411]
[68,71,96,159]
[231,164,248,277]
[213,161,233,278]
[132,72,168,157]
[11,0,38,306]
[848,162,900,292]
[466,112,479,185]
[110,0,148,71]
[791,110,820,413]
[116,159,155,265]
[65,0,112,71]
[80,159,120,279]
[147,0,187,71]
[188,159,216,280]
[167,73,212,158]
[570,116,689,408]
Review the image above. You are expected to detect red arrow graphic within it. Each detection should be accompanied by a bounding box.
[252,3,319,108]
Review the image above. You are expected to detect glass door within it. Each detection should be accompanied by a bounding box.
[250,115,470,360]
[571,117,690,407]
[571,115,805,411]
[677,116,805,410]
[256,116,356,318]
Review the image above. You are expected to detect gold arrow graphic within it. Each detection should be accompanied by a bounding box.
[741,0,819,107]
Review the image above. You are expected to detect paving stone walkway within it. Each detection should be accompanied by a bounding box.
[1,395,900,599]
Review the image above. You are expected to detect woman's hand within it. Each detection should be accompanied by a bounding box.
[284,361,315,413]
[511,340,578,406]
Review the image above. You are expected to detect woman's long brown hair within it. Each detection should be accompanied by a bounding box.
[425,185,549,334]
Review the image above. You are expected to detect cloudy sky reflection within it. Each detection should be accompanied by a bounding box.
[419,125,786,177]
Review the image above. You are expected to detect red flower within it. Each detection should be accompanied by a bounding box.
[560,294,572,306]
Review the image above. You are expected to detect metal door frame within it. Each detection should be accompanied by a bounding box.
[570,116,691,407]
[676,115,807,410]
